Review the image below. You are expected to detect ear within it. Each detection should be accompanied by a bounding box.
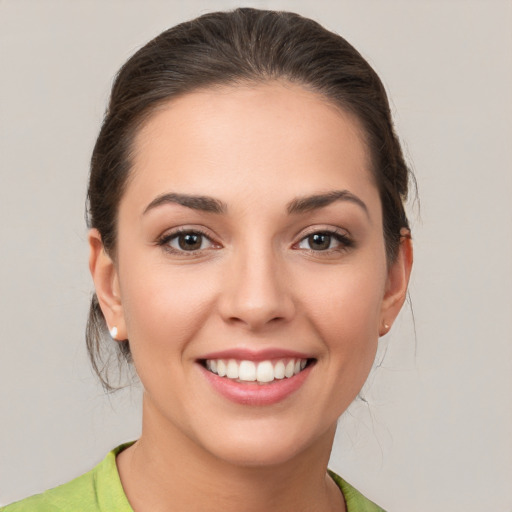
[88,229,127,341]
[379,229,413,336]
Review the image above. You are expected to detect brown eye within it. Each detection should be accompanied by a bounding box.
[296,230,353,252]
[307,233,331,251]
[162,231,214,252]
[178,233,203,251]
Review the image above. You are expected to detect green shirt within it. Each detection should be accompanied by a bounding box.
[1,444,385,511]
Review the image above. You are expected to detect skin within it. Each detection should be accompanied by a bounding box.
[89,81,412,512]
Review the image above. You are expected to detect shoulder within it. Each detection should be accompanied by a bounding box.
[328,470,387,512]
[0,469,98,512]
[1,443,134,512]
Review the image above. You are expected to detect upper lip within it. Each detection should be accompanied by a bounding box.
[198,348,315,362]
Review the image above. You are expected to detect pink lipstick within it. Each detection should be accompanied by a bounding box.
[197,349,316,405]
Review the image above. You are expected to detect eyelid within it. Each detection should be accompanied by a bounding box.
[293,225,351,242]
[292,226,354,252]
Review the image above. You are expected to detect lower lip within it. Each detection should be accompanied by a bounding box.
[199,363,313,406]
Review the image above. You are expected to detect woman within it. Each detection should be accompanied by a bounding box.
[2,8,413,512]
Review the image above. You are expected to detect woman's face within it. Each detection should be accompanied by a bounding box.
[92,82,410,467]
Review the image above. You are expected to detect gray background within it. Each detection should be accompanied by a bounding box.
[1,1,511,510]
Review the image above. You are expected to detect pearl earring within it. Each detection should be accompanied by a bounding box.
[109,326,118,339]
[380,323,390,336]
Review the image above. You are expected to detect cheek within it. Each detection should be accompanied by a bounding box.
[302,273,384,414]
[300,259,386,364]
[118,259,219,363]
[304,261,385,326]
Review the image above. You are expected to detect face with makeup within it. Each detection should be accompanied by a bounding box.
[90,81,411,468]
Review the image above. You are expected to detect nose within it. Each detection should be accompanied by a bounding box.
[218,244,295,331]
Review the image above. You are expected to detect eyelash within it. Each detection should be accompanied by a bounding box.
[157,227,218,256]
[294,228,354,254]
[156,227,354,255]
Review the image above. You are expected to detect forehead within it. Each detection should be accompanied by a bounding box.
[126,81,379,215]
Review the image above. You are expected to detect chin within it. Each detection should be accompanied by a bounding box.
[211,438,305,468]
[197,419,333,469]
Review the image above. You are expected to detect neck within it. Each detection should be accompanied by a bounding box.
[116,395,346,512]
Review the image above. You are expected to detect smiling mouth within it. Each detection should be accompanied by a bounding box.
[200,358,316,385]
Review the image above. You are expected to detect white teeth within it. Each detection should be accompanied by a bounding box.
[217,360,227,377]
[284,360,295,378]
[256,361,274,383]
[205,358,309,383]
[226,359,238,379]
[274,360,285,379]
[238,360,256,381]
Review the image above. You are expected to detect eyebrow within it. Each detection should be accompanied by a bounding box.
[143,193,227,215]
[143,189,369,218]
[286,190,369,217]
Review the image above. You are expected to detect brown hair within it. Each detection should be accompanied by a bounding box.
[86,7,413,390]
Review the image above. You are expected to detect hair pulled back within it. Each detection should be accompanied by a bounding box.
[87,7,412,390]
